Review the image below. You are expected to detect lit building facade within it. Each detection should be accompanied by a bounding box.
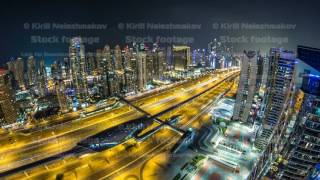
[255,48,296,149]
[152,49,166,80]
[249,48,296,180]
[69,37,88,102]
[37,58,47,97]
[27,56,36,86]
[113,45,123,71]
[97,46,110,98]
[146,51,154,83]
[137,52,147,90]
[233,50,265,123]
[277,75,320,179]
[172,45,191,71]
[0,69,18,126]
[9,58,25,90]
[55,80,68,113]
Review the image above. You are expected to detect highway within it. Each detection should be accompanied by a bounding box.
[103,78,238,180]
[1,69,238,179]
[0,69,239,178]
[0,69,235,151]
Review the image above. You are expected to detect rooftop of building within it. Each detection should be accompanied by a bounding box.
[298,45,320,52]
[172,45,190,51]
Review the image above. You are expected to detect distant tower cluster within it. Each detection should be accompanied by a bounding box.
[0,37,234,127]
[207,38,237,69]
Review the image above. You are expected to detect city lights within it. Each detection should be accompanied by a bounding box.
[0,1,319,180]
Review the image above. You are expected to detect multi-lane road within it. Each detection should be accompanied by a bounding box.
[0,68,239,179]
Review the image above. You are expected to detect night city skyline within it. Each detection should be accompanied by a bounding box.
[0,0,320,180]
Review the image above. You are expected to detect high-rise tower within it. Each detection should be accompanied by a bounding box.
[137,52,147,90]
[0,69,18,126]
[255,48,296,149]
[27,56,36,86]
[55,80,68,113]
[233,51,266,123]
[69,37,88,103]
[172,45,191,71]
[37,58,47,97]
[277,74,320,179]
[8,58,25,90]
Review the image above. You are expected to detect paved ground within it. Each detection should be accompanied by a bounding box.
[193,122,260,180]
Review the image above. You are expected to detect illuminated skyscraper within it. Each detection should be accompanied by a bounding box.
[122,46,132,68]
[152,48,166,80]
[51,61,58,80]
[114,45,123,71]
[6,60,18,89]
[60,58,68,80]
[172,45,191,71]
[128,51,139,93]
[166,46,173,70]
[55,80,68,113]
[95,48,105,97]
[137,52,147,90]
[124,68,136,94]
[69,37,88,103]
[208,38,218,53]
[0,69,18,126]
[255,48,296,149]
[101,45,113,97]
[37,58,47,97]
[276,74,320,179]
[233,51,265,123]
[98,45,120,97]
[249,49,296,180]
[146,51,154,83]
[95,49,103,75]
[121,47,134,94]
[86,52,96,74]
[208,39,225,69]
[114,46,126,93]
[27,56,36,86]
[62,57,70,78]
[8,58,25,90]
[108,72,120,96]
[192,49,207,66]
[102,45,113,72]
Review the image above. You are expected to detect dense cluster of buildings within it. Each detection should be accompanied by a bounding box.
[0,37,237,128]
[275,46,320,180]
[233,45,320,180]
[0,33,319,179]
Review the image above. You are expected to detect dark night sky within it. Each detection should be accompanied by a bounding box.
[1,0,320,64]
